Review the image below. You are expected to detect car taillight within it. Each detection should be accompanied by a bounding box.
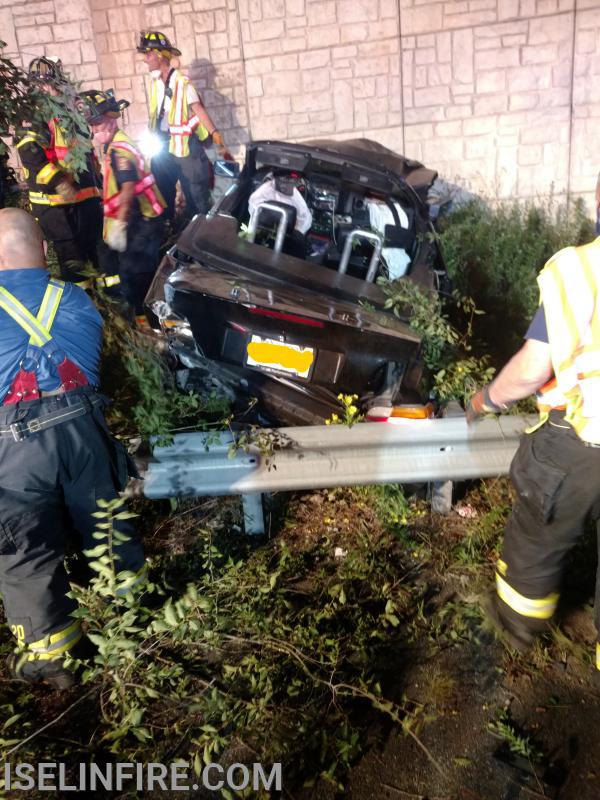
[161,318,193,337]
[247,307,324,328]
[366,403,436,423]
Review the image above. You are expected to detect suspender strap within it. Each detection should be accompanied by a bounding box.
[0,280,90,406]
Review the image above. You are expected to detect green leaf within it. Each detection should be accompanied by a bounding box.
[164,603,178,627]
[2,713,22,730]
[84,544,108,558]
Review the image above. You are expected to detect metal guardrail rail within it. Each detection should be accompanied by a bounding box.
[143,415,535,531]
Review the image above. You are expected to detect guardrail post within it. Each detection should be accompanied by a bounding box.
[430,401,463,514]
[430,480,453,514]
[242,493,265,535]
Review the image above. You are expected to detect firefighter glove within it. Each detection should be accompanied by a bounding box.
[466,384,508,424]
[55,179,77,203]
[106,219,127,253]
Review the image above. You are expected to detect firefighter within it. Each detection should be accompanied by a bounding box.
[467,236,600,677]
[137,30,230,220]
[0,208,145,689]
[0,151,18,209]
[15,57,119,290]
[80,90,166,326]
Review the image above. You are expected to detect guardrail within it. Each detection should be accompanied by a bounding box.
[142,415,534,533]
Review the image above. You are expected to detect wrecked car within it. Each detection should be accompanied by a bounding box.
[145,138,449,426]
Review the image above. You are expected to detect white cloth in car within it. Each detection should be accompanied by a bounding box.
[366,200,411,279]
[248,179,313,234]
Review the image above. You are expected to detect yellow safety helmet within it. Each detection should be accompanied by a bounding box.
[137,31,181,57]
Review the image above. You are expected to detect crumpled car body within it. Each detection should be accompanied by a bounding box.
[145,138,448,425]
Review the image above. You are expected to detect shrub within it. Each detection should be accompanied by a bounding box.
[435,195,595,365]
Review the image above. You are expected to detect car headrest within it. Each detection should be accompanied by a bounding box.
[384,223,414,250]
[256,200,297,232]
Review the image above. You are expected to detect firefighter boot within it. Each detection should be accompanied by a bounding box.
[6,637,96,691]
[481,590,536,654]
[6,654,76,691]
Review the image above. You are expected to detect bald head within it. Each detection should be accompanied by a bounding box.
[0,209,46,271]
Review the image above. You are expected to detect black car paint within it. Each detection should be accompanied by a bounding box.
[146,138,444,425]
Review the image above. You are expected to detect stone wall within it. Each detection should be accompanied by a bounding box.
[4,0,600,210]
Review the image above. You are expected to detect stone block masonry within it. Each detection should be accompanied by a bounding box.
[3,0,600,211]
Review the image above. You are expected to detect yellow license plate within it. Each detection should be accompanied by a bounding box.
[246,335,314,378]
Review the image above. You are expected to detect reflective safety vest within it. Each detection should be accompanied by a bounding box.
[0,280,88,405]
[148,69,210,158]
[532,238,600,444]
[103,130,166,239]
[16,119,101,207]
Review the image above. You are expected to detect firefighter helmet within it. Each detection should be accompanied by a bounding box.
[79,90,129,124]
[136,31,181,57]
[28,56,65,82]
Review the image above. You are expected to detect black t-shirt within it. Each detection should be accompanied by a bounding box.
[107,148,138,187]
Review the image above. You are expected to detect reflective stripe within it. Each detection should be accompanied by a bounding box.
[36,163,61,185]
[27,620,82,660]
[0,282,63,348]
[577,369,600,381]
[30,186,100,206]
[496,572,559,620]
[596,642,600,671]
[497,559,508,577]
[16,132,44,149]
[148,77,158,130]
[36,279,64,333]
[99,274,121,288]
[169,125,192,135]
[0,288,53,347]
[75,279,93,290]
[577,246,600,342]
[104,173,162,216]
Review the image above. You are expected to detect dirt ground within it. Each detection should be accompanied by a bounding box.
[344,617,600,800]
[284,486,600,800]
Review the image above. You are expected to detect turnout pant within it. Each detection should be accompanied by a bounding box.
[151,138,211,221]
[115,216,164,316]
[497,411,600,664]
[34,198,119,287]
[0,390,144,659]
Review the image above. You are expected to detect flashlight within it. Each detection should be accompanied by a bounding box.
[138,129,164,160]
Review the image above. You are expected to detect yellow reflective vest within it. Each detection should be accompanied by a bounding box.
[148,69,210,158]
[16,119,101,207]
[535,237,600,444]
[103,130,166,240]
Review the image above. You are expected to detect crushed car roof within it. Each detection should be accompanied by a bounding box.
[249,138,438,203]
